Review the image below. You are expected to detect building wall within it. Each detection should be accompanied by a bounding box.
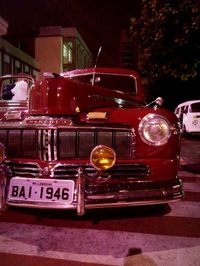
[35,36,62,76]
[0,16,39,77]
[35,26,93,77]
[63,27,93,70]
[1,23,93,78]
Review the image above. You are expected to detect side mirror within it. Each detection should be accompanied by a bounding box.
[155,97,164,106]
[145,97,164,107]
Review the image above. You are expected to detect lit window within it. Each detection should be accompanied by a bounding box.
[63,41,73,64]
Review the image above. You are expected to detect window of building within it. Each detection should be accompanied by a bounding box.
[3,53,12,74]
[24,64,30,74]
[14,59,22,73]
[63,41,73,64]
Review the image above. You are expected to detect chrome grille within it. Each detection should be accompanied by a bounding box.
[5,161,149,180]
[5,161,41,177]
[0,129,38,158]
[52,164,149,179]
[58,128,134,159]
[0,127,134,161]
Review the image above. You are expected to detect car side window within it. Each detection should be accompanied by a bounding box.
[2,83,15,100]
[181,106,185,114]
[175,107,179,115]
[1,78,29,101]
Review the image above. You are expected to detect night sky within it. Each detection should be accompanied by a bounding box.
[0,0,140,66]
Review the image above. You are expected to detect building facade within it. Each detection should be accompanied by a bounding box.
[0,37,39,77]
[0,16,39,77]
[1,17,93,78]
[35,26,93,77]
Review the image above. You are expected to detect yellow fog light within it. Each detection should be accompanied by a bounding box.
[0,143,6,164]
[90,145,116,171]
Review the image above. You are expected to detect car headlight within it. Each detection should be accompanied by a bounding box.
[0,143,6,164]
[90,145,116,171]
[139,114,171,145]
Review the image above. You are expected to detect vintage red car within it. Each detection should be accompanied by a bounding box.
[0,68,183,215]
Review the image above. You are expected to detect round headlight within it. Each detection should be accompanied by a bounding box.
[90,145,116,171]
[139,114,171,145]
[0,143,6,164]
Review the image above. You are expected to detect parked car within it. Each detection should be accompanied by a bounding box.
[0,68,183,215]
[175,100,200,135]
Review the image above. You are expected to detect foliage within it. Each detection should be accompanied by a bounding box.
[130,0,200,83]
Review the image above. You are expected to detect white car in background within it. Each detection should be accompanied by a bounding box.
[175,100,200,135]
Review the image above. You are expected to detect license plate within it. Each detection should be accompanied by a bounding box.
[8,178,74,203]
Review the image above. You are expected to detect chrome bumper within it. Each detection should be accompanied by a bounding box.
[1,166,184,216]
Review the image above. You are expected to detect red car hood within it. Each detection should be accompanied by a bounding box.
[29,77,143,115]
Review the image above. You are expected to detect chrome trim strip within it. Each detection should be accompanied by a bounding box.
[38,129,42,160]
[7,193,183,212]
[47,130,52,161]
[42,130,47,161]
[53,129,57,160]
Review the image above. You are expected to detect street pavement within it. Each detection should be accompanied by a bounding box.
[0,168,200,266]
[180,136,200,174]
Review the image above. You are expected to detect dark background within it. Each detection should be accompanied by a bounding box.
[0,0,199,109]
[0,0,140,66]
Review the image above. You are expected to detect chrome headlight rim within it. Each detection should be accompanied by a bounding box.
[138,114,171,146]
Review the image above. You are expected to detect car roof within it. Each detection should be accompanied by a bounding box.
[176,100,200,108]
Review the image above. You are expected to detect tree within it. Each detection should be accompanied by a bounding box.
[130,0,200,84]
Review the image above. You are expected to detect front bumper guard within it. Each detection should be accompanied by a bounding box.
[1,166,184,216]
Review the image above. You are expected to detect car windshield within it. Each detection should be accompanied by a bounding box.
[69,73,136,95]
[191,102,200,112]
